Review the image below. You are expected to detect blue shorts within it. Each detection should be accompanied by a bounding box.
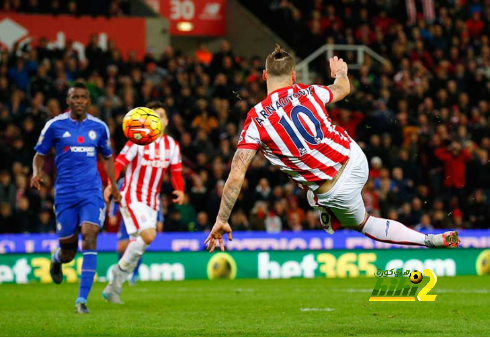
[54,194,106,239]
[117,207,164,241]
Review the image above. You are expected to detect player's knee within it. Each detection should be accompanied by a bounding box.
[117,240,128,254]
[80,222,99,249]
[60,249,76,262]
[354,213,370,232]
[344,213,369,232]
[59,240,78,262]
[81,233,98,250]
[140,228,157,245]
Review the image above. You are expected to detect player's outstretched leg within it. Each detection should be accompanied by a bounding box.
[50,248,64,284]
[50,238,78,284]
[129,258,142,286]
[359,215,460,248]
[116,237,141,287]
[103,265,126,304]
[423,230,460,248]
[104,229,155,303]
[76,223,100,314]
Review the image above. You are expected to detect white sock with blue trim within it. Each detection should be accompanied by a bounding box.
[361,216,426,246]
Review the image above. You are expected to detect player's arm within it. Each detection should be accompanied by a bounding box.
[31,153,45,190]
[327,56,350,104]
[101,155,121,203]
[103,141,138,202]
[98,125,121,203]
[169,142,185,205]
[31,120,56,190]
[204,148,257,253]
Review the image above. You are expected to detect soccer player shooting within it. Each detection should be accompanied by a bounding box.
[205,45,460,253]
[31,82,121,313]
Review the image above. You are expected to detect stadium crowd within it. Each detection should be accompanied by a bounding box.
[0,0,127,16]
[1,0,490,234]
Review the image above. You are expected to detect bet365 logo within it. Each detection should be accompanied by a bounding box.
[369,269,437,302]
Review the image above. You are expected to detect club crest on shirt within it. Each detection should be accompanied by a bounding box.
[57,222,62,231]
[88,130,97,140]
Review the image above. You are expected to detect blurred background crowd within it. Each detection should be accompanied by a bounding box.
[0,0,129,17]
[1,0,490,234]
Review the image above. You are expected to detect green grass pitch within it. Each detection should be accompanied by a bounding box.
[1,276,489,336]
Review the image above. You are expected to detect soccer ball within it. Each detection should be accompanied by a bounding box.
[409,270,423,284]
[122,107,162,145]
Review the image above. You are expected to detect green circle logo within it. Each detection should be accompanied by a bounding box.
[476,250,490,276]
[207,252,237,280]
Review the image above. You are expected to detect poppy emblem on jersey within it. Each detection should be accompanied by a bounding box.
[77,136,85,144]
[89,130,97,140]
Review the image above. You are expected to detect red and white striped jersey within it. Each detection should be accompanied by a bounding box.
[116,135,182,210]
[237,83,352,190]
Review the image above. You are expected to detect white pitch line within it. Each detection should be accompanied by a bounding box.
[300,308,335,312]
[333,288,372,293]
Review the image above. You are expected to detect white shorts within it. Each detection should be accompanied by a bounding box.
[307,141,369,233]
[120,201,158,236]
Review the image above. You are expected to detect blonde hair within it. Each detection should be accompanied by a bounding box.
[265,44,295,78]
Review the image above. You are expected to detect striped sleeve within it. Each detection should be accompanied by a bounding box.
[168,137,184,191]
[169,139,182,172]
[237,113,261,151]
[312,85,334,105]
[116,141,138,166]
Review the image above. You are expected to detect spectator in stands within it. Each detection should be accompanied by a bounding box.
[434,141,472,199]
[0,171,16,210]
[230,210,249,231]
[8,57,37,92]
[249,201,267,231]
[196,43,213,66]
[174,194,196,231]
[0,203,15,233]
[193,212,210,232]
[265,210,282,233]
[415,214,434,232]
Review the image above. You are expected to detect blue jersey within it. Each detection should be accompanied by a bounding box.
[34,112,112,199]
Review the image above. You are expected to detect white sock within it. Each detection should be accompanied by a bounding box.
[361,216,426,246]
[119,236,148,274]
